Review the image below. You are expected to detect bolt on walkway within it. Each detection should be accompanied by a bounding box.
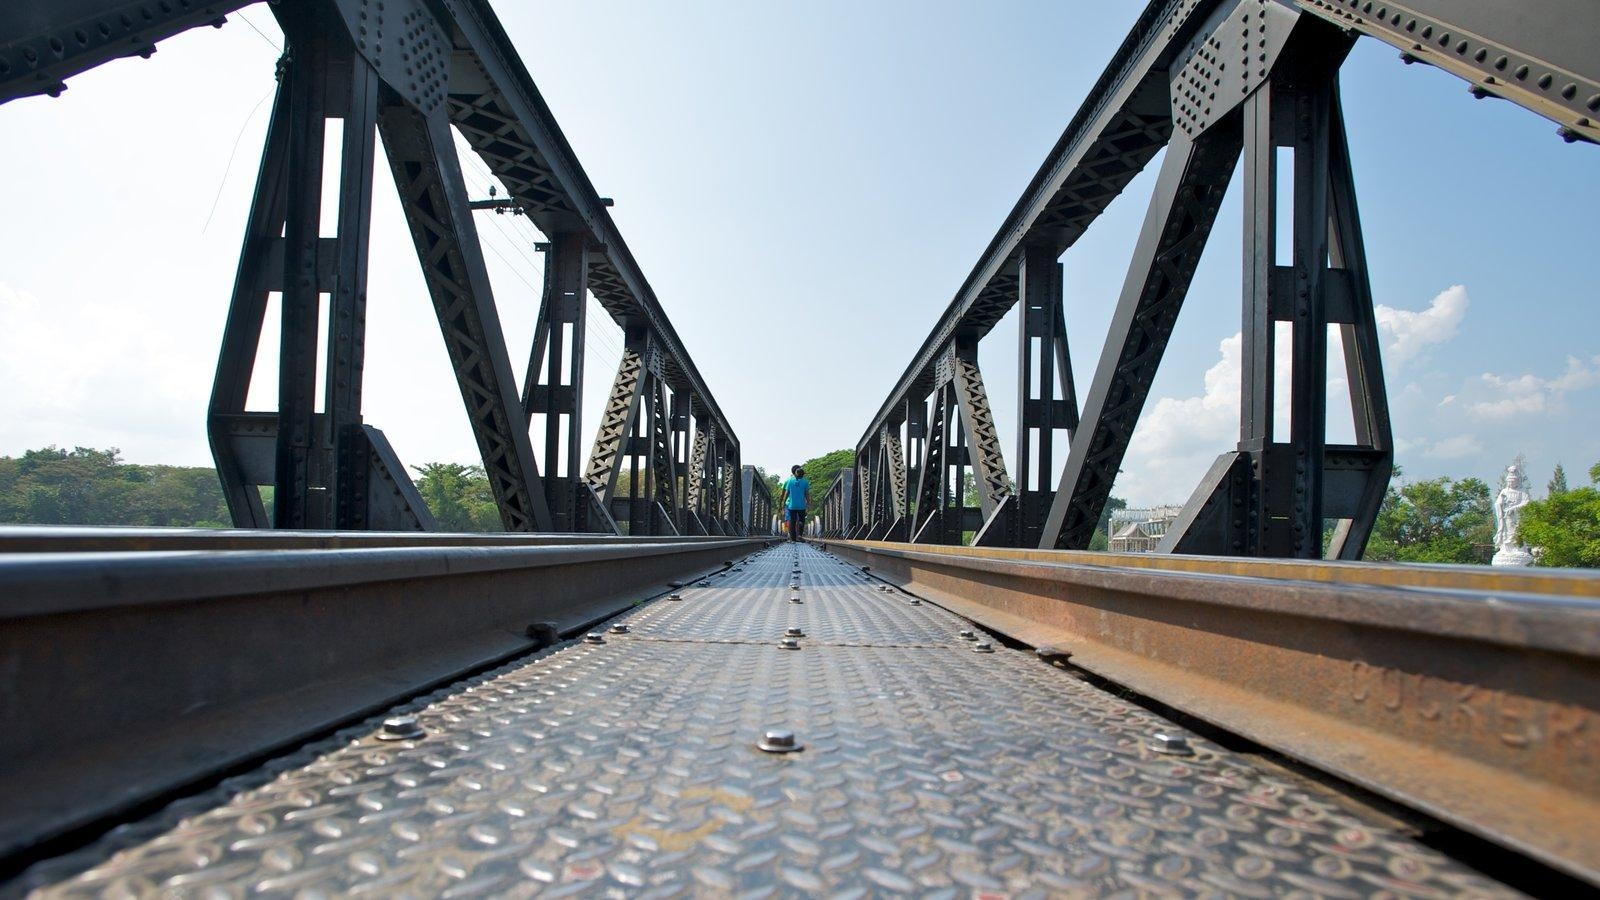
[29,545,1518,897]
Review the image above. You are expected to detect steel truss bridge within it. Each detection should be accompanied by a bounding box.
[1,0,1597,895]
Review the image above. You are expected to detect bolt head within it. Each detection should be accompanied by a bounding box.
[378,715,424,741]
[1150,732,1194,755]
[972,641,995,653]
[584,632,605,645]
[959,629,976,640]
[610,623,630,634]
[756,729,803,753]
[779,637,801,650]
[667,593,683,601]
[789,596,803,604]
[907,598,921,606]
[785,627,805,637]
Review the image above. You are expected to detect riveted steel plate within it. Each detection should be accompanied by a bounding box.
[622,550,980,647]
[27,547,1518,897]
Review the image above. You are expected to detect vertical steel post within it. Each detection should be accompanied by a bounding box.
[524,231,588,531]
[1014,243,1077,547]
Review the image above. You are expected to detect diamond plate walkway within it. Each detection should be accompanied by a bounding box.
[30,545,1519,898]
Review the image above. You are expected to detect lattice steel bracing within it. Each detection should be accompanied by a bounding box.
[884,429,907,531]
[909,385,954,544]
[381,101,552,532]
[950,346,1010,522]
[1039,125,1242,549]
[584,336,647,508]
[685,426,709,534]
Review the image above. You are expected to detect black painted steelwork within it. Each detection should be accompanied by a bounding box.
[0,0,751,537]
[851,0,1598,557]
[814,469,855,538]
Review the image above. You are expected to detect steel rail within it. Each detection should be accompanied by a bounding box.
[819,539,1600,885]
[0,525,735,553]
[0,534,771,865]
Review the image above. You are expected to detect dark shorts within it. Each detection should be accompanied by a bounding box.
[786,508,806,521]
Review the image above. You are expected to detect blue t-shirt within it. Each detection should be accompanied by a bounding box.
[783,477,810,510]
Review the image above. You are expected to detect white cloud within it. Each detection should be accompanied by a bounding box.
[1374,284,1468,363]
[0,281,216,464]
[1421,434,1482,459]
[1456,355,1600,420]
[1116,333,1244,505]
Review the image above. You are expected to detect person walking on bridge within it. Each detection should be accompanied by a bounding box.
[781,465,810,541]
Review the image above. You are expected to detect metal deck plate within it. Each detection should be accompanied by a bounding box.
[627,552,978,648]
[30,546,1518,898]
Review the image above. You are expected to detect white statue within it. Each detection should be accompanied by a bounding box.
[1491,463,1534,567]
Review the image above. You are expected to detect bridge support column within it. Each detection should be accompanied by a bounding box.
[1010,244,1078,548]
[1164,37,1390,558]
[209,5,435,532]
[523,231,590,531]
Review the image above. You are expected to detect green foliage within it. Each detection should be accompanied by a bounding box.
[796,449,854,497]
[0,446,230,527]
[1521,460,1600,568]
[1549,462,1569,496]
[411,462,501,532]
[1365,476,1494,564]
[1098,496,1127,539]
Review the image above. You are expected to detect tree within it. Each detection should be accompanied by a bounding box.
[411,462,500,532]
[0,446,230,528]
[1365,476,1494,564]
[1521,460,1600,568]
[1549,463,1569,496]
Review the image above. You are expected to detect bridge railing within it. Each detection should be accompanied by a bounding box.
[847,0,1600,558]
[0,0,748,539]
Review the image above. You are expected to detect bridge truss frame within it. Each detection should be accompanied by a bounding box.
[837,0,1600,556]
[0,0,765,537]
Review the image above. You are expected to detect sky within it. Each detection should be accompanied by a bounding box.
[1,1,1596,509]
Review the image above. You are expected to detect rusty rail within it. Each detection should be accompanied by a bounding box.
[819,539,1600,885]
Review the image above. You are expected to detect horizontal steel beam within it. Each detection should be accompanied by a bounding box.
[819,539,1600,886]
[0,533,772,866]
